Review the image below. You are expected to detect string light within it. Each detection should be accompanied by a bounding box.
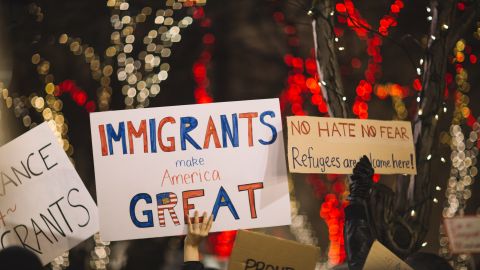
[439,37,479,270]
[426,154,432,160]
[335,0,405,119]
[193,7,214,103]
[109,1,200,109]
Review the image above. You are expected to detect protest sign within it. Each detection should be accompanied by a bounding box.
[363,241,413,270]
[444,216,480,253]
[287,116,416,175]
[0,122,99,265]
[90,98,291,241]
[228,230,319,270]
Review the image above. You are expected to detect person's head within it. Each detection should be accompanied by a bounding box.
[0,246,43,270]
[405,252,453,270]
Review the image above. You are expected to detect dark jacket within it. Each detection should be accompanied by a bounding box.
[344,201,374,270]
[182,261,204,270]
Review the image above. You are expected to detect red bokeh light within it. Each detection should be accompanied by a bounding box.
[413,78,422,91]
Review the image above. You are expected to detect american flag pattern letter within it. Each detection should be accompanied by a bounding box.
[156,192,181,226]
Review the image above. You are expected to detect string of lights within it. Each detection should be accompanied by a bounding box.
[108,0,201,109]
[335,0,406,119]
[1,54,78,269]
[438,38,479,270]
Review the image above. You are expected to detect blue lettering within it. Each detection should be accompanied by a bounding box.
[106,122,127,155]
[180,117,202,150]
[220,114,239,148]
[130,193,154,228]
[258,111,278,145]
[212,186,240,221]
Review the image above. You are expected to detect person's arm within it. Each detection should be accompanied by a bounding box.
[182,211,213,270]
[344,155,375,270]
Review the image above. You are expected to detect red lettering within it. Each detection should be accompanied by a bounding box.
[239,112,259,147]
[238,182,264,219]
[158,117,176,152]
[182,190,205,223]
[127,120,148,154]
[203,116,221,149]
[98,125,108,156]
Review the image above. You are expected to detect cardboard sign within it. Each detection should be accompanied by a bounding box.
[287,116,416,175]
[228,230,319,270]
[363,241,413,270]
[444,216,480,253]
[90,99,291,241]
[0,122,99,265]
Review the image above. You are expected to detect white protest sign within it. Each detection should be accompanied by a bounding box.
[90,98,291,241]
[363,241,413,270]
[0,122,99,265]
[444,216,480,253]
[287,116,417,175]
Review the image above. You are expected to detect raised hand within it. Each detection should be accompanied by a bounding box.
[349,155,375,201]
[184,211,213,262]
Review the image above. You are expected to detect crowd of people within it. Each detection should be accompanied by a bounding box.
[0,157,455,270]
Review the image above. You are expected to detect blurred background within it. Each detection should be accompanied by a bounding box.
[0,0,479,269]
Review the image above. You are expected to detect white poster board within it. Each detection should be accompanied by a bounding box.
[364,241,413,270]
[0,122,99,265]
[444,216,480,253]
[90,98,291,241]
[287,116,416,175]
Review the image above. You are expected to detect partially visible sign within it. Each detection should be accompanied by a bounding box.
[90,99,291,241]
[0,122,99,265]
[444,216,480,253]
[228,230,319,270]
[363,241,413,270]
[287,116,417,175]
